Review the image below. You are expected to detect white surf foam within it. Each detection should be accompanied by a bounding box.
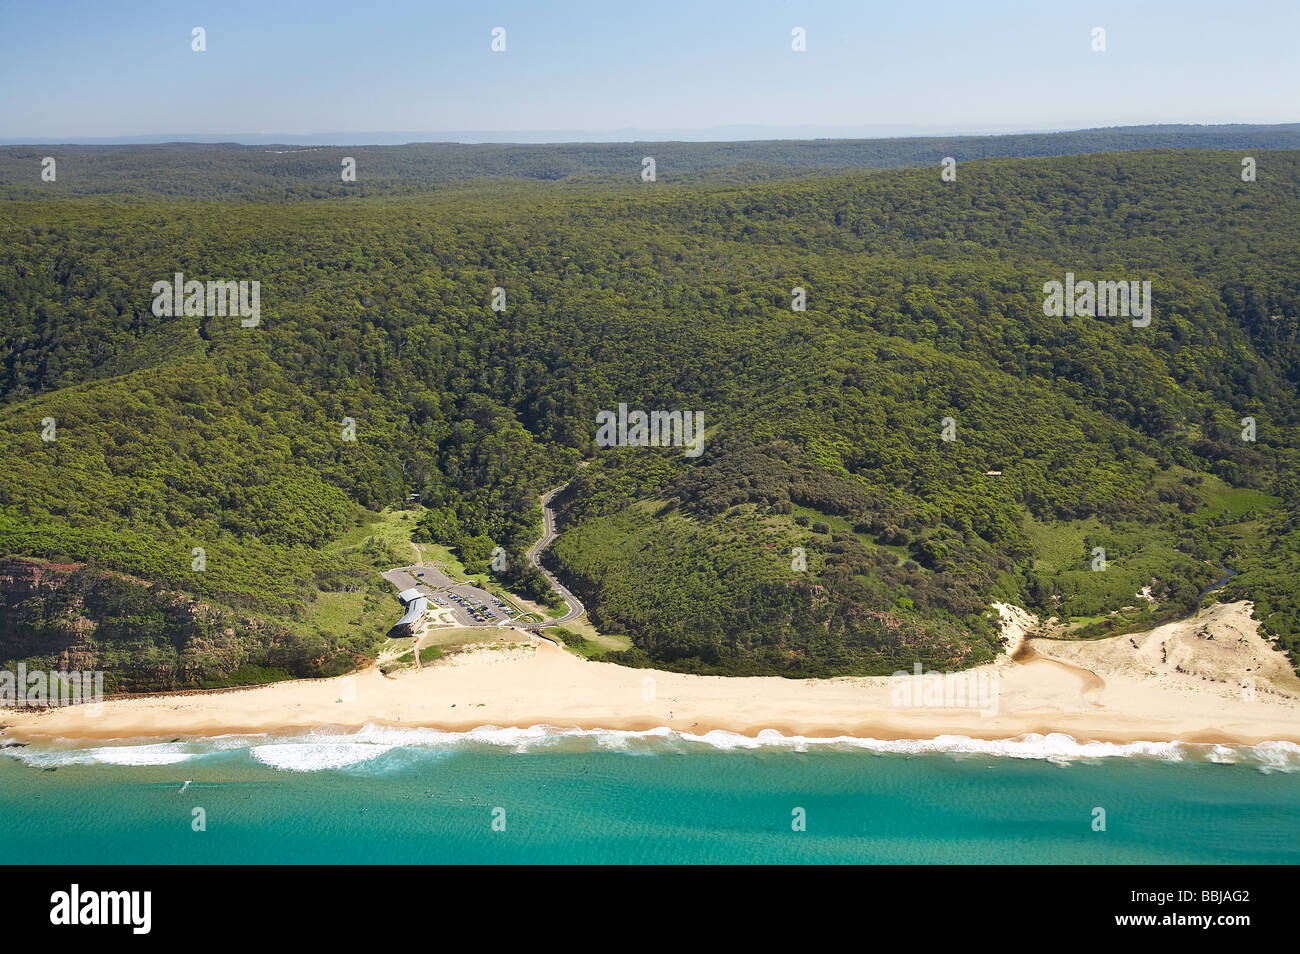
[249,740,397,772]
[239,724,1300,770]
[6,725,1298,772]
[5,741,202,767]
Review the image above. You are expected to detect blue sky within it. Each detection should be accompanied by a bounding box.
[1,0,1297,141]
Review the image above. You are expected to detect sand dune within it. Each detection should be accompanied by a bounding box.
[3,601,1298,746]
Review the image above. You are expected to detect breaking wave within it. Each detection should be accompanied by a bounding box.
[5,724,1299,773]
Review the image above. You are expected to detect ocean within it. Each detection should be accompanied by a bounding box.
[4,726,1299,864]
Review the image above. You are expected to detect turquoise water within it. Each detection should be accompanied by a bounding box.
[4,728,1299,864]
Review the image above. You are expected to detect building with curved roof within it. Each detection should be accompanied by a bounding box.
[395,596,428,635]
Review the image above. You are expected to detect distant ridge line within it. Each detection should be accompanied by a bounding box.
[4,121,1300,148]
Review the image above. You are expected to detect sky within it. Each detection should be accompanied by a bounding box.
[1,0,1297,143]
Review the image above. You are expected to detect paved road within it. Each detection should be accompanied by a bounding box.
[523,482,586,627]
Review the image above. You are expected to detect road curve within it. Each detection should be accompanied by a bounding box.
[522,481,586,629]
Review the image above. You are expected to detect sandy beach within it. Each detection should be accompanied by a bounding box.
[4,600,1299,746]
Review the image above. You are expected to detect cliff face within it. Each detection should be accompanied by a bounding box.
[0,558,80,600]
[1,558,178,684]
[0,556,350,691]
[0,558,99,671]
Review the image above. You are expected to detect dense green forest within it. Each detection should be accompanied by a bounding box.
[4,123,1299,199]
[1,138,1298,687]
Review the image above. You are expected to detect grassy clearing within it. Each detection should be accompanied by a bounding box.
[278,588,401,650]
[299,590,370,631]
[544,616,632,656]
[1193,478,1279,521]
[326,507,422,564]
[421,626,507,650]
[1024,516,1102,572]
[418,542,493,585]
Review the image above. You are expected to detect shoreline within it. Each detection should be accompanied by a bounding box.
[6,723,1293,750]
[5,718,1298,751]
[4,600,1299,752]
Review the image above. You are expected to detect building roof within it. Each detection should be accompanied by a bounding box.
[397,587,423,604]
[396,597,428,629]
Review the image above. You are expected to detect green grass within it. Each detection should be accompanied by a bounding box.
[543,617,632,656]
[1024,516,1102,572]
[325,507,422,564]
[418,543,491,585]
[271,588,398,660]
[292,591,369,632]
[421,626,504,650]
[1193,478,1280,521]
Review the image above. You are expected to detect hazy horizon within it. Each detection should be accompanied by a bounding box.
[3,0,1299,142]
[5,120,1299,148]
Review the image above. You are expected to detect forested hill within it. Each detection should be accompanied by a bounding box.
[1,146,1298,687]
[3,123,1300,199]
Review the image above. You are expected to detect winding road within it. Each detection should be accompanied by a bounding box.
[523,482,586,628]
